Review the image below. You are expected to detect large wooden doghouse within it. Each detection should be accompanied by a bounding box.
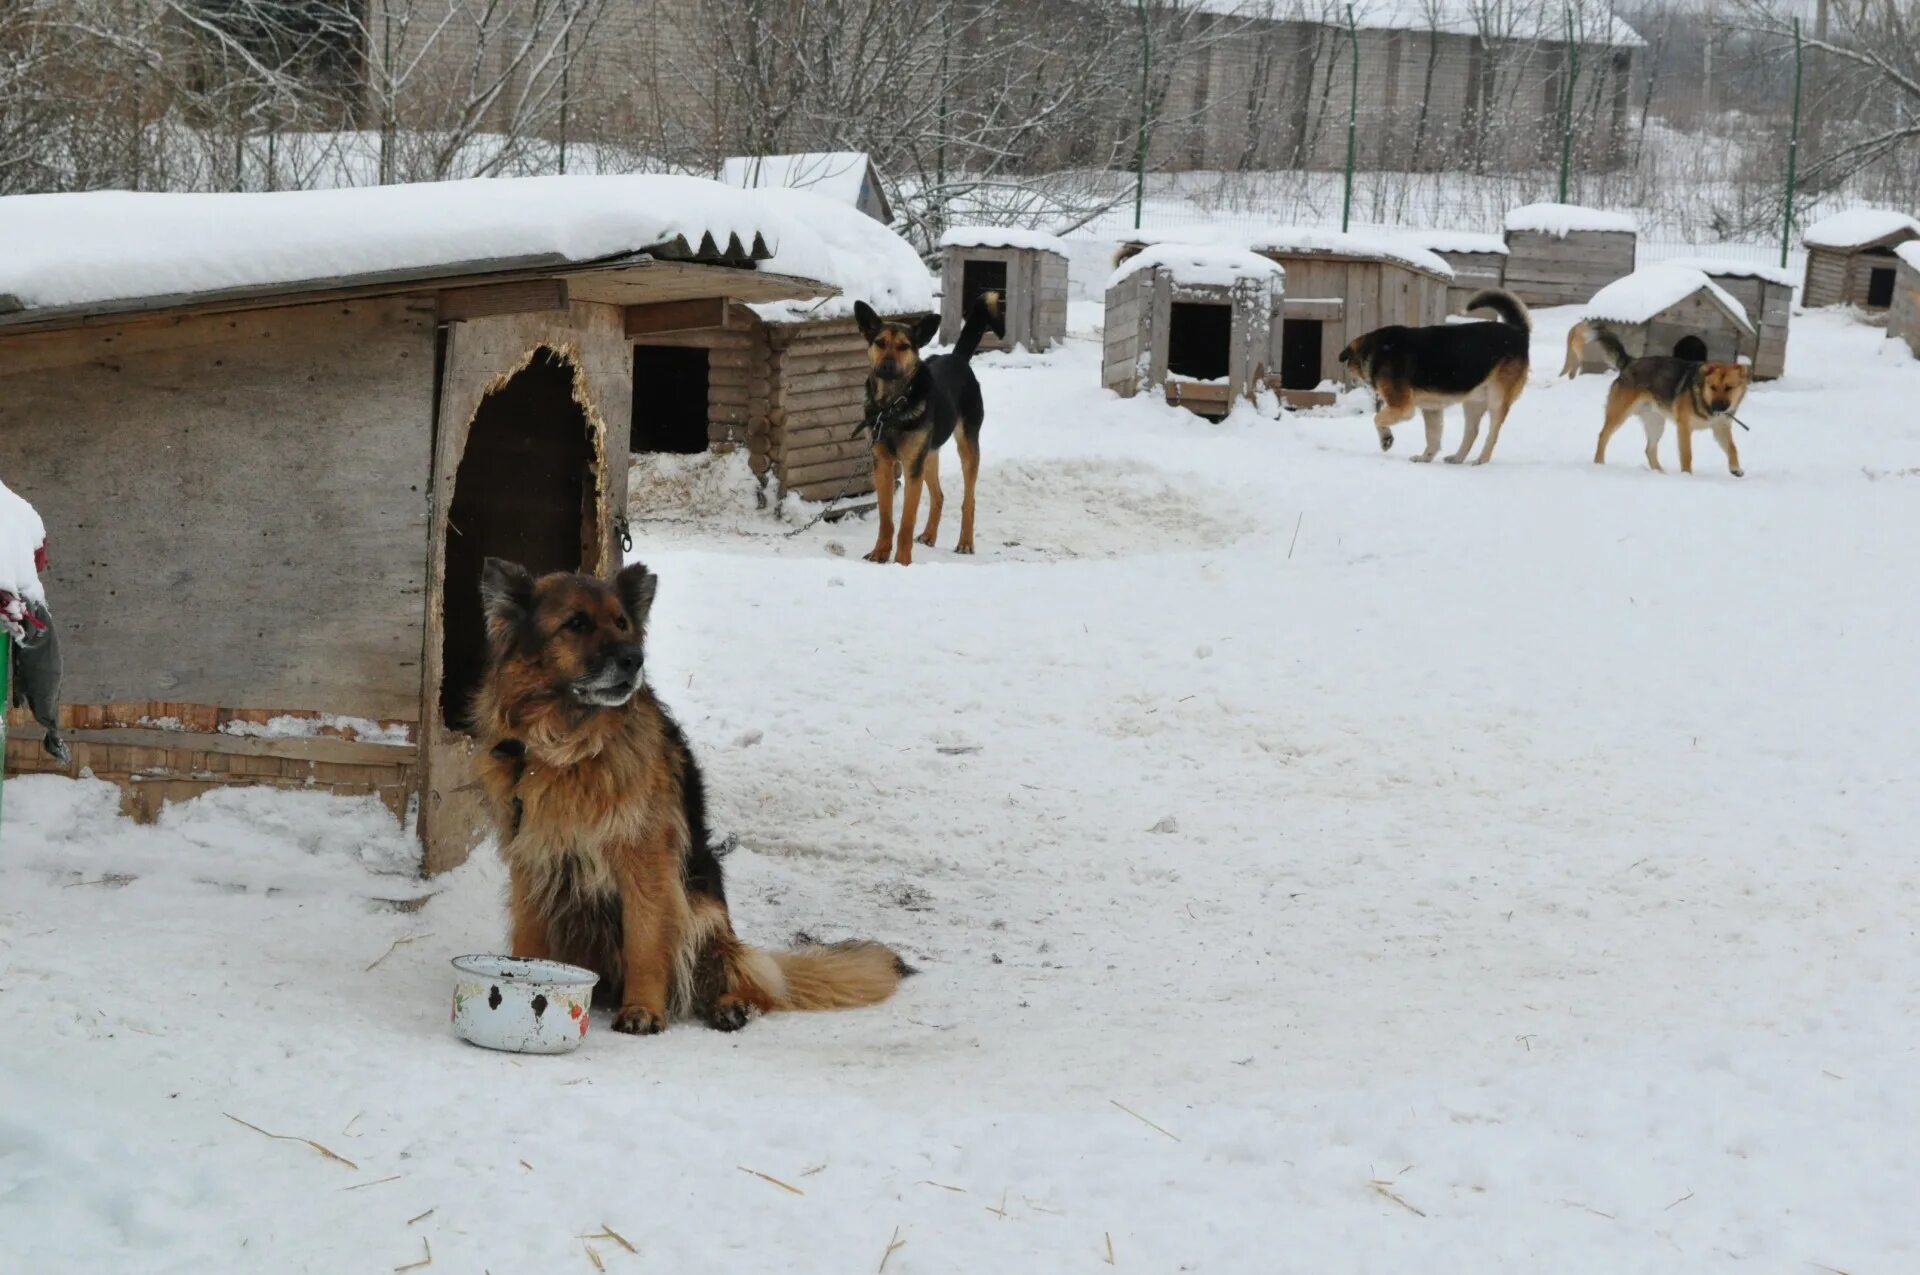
[1576,265,1753,373]
[625,190,934,502]
[1801,209,1920,311]
[0,177,832,874]
[1890,243,1920,358]
[938,227,1069,353]
[1503,203,1638,307]
[1410,231,1509,313]
[1103,245,1285,418]
[1670,258,1793,379]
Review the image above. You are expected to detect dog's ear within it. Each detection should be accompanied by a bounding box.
[480,558,535,626]
[854,301,882,343]
[615,561,659,633]
[910,313,942,348]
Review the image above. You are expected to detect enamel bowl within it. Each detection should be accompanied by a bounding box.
[450,955,599,1054]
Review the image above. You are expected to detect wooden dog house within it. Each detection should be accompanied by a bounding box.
[0,176,832,874]
[1409,230,1509,314]
[1890,243,1920,359]
[1669,258,1793,379]
[1503,203,1638,307]
[1801,208,1920,311]
[1576,265,1754,373]
[938,227,1070,353]
[1102,244,1285,417]
[625,191,935,503]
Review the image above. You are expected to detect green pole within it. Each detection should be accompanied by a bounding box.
[558,26,571,175]
[1782,17,1803,268]
[1558,5,1578,204]
[1134,0,1150,230]
[1341,4,1357,231]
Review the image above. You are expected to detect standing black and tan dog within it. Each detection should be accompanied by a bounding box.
[1591,332,1750,476]
[471,557,911,1035]
[854,291,1003,565]
[1338,289,1532,465]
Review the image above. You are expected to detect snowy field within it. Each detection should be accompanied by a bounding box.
[5,304,1919,1272]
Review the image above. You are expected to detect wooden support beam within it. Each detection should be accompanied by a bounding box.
[437,278,569,323]
[625,297,728,339]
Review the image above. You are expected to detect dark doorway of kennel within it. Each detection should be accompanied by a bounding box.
[1866,265,1895,308]
[1673,335,1708,361]
[440,347,596,730]
[1280,318,1323,390]
[962,258,1008,321]
[631,345,710,453]
[1167,302,1231,380]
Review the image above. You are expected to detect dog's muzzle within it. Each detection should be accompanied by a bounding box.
[573,645,644,707]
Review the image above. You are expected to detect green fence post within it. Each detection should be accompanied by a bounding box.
[1558,5,1579,204]
[1134,0,1151,231]
[1782,17,1803,269]
[1342,4,1358,232]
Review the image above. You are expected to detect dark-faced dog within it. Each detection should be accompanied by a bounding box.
[1591,331,1751,476]
[854,291,1003,565]
[470,558,911,1035]
[1338,289,1532,464]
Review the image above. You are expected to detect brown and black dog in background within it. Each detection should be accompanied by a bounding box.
[471,557,912,1035]
[854,291,1003,565]
[1338,289,1532,465]
[1591,331,1751,476]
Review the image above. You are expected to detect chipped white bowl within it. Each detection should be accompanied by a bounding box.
[450,954,598,1054]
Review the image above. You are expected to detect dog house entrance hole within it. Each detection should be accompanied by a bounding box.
[962,259,1008,317]
[1167,302,1231,380]
[632,345,710,454]
[441,347,596,731]
[1280,318,1323,390]
[1866,265,1895,308]
[1672,335,1708,361]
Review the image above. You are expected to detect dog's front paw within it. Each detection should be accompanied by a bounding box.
[863,546,892,564]
[917,530,938,547]
[1442,455,1465,465]
[704,995,755,1033]
[611,1007,665,1036]
[1378,432,1394,452]
[1469,457,1490,467]
[954,539,974,555]
[1731,468,1744,478]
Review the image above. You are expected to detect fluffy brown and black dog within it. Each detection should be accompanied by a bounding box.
[1338,289,1532,464]
[854,291,1003,565]
[1591,331,1750,477]
[471,557,912,1035]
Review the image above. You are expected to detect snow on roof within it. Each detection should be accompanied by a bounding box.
[0,175,830,321]
[1247,226,1453,277]
[1582,265,1751,334]
[742,188,933,324]
[1666,257,1797,288]
[1196,0,1643,47]
[1802,208,1920,250]
[1110,244,1285,290]
[1505,203,1638,236]
[1898,242,1920,272]
[1408,229,1510,256]
[939,225,1069,255]
[719,152,884,215]
[0,476,47,605]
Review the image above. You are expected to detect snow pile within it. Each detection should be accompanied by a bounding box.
[1,475,47,640]
[939,225,1070,255]
[0,175,833,317]
[1409,229,1509,256]
[1667,257,1797,287]
[1505,202,1639,236]
[1802,208,1920,250]
[1898,241,1920,272]
[1246,225,1453,276]
[742,188,934,323]
[218,714,413,745]
[1583,265,1751,332]
[718,152,879,210]
[1109,243,1285,289]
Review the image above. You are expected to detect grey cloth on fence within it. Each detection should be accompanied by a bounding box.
[11,600,67,764]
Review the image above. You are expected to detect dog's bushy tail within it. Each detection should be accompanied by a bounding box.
[1465,288,1531,335]
[731,939,914,1012]
[1592,329,1632,372]
[951,290,1005,362]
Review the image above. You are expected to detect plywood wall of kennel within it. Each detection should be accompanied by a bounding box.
[937,234,1070,353]
[1578,279,1755,373]
[1890,246,1920,359]
[1252,252,1450,391]
[1502,208,1638,307]
[1103,265,1284,418]
[1678,261,1793,379]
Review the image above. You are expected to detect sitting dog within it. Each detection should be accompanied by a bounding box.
[471,557,912,1035]
[854,291,1003,565]
[1338,289,1532,465]
[1591,332,1750,477]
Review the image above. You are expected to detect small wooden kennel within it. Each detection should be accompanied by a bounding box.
[1102,245,1285,417]
[1801,208,1920,311]
[1503,203,1639,307]
[1577,265,1754,373]
[938,227,1070,353]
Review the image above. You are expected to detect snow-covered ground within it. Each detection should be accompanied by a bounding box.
[5,305,1919,1273]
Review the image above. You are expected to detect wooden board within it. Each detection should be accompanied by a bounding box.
[624,296,728,337]
[438,279,569,323]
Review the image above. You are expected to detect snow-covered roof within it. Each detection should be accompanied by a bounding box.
[1666,257,1797,287]
[1196,0,1643,47]
[744,189,934,324]
[1408,229,1510,256]
[1898,242,1920,272]
[1110,244,1285,290]
[1802,208,1920,250]
[1582,265,1751,334]
[939,225,1069,255]
[719,152,888,221]
[1505,203,1638,236]
[0,476,47,606]
[0,176,841,324]
[1247,226,1453,277]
